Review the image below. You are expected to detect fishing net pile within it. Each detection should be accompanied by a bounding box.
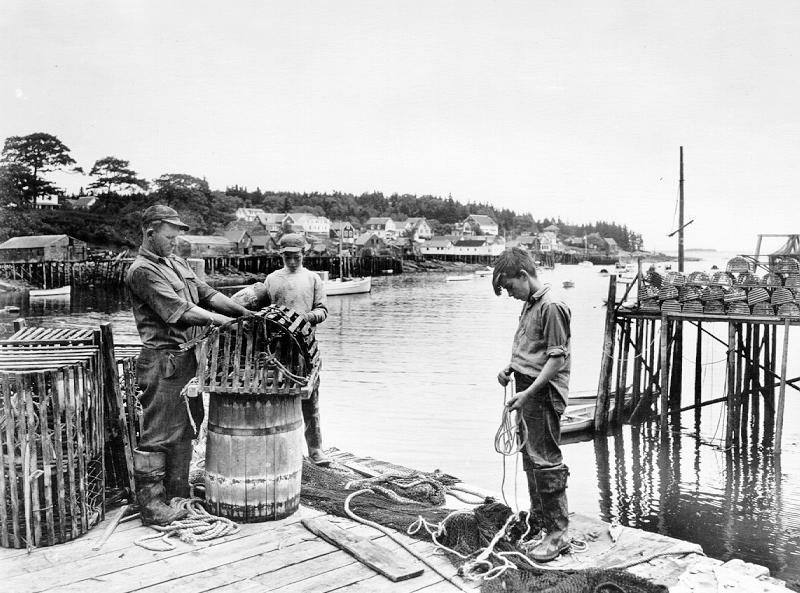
[299,462,668,593]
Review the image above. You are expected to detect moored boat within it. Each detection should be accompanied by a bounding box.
[29,286,70,297]
[446,275,473,282]
[325,276,372,296]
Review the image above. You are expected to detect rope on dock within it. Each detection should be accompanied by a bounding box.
[344,488,475,593]
[134,498,239,551]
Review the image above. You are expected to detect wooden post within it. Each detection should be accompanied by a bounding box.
[631,318,644,411]
[659,317,671,430]
[99,323,136,496]
[775,320,791,455]
[669,320,683,414]
[751,324,761,442]
[614,318,631,425]
[694,321,702,424]
[594,276,617,432]
[725,323,738,449]
[740,324,753,444]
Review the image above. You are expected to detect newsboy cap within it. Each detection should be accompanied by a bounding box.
[278,233,307,253]
[142,204,189,230]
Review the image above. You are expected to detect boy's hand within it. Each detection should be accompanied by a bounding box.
[506,391,529,412]
[497,366,512,386]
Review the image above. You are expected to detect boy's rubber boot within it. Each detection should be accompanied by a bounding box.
[530,465,570,562]
[524,469,546,540]
[134,449,189,526]
[163,439,193,499]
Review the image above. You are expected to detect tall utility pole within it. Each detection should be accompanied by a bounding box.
[679,146,685,273]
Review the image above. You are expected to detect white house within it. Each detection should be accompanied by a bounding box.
[364,217,397,238]
[460,214,499,236]
[35,195,60,209]
[284,212,331,235]
[419,236,455,256]
[235,207,268,221]
[399,217,433,241]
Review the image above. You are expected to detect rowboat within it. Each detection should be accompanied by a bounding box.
[446,275,473,282]
[473,267,493,277]
[29,286,71,297]
[561,402,596,434]
[325,276,372,296]
[562,280,575,288]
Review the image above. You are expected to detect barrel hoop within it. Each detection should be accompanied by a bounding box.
[208,419,303,436]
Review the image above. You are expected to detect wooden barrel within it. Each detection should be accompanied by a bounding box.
[204,392,303,522]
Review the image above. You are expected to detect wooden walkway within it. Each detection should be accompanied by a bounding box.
[0,450,792,593]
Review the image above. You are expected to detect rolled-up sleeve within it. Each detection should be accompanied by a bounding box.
[542,302,571,358]
[129,267,192,324]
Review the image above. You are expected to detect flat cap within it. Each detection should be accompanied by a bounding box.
[142,204,189,230]
[278,233,307,253]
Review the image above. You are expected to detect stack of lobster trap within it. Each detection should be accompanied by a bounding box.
[0,326,108,549]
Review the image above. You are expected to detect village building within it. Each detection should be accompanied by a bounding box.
[222,230,254,255]
[0,234,88,263]
[284,212,330,236]
[34,195,61,209]
[250,232,277,253]
[398,217,433,241]
[235,207,268,222]
[354,231,386,256]
[460,214,499,236]
[363,217,397,239]
[175,235,236,258]
[65,196,98,209]
[330,221,357,250]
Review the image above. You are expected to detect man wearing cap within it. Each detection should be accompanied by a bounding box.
[126,204,253,525]
[232,233,330,465]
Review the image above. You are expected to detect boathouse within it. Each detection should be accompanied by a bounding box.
[222,230,254,255]
[0,234,87,263]
[175,235,236,258]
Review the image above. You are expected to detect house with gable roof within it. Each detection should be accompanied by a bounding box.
[364,217,397,239]
[460,214,499,236]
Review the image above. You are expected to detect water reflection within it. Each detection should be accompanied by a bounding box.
[591,424,797,583]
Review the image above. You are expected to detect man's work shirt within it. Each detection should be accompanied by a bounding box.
[510,285,571,407]
[126,247,218,349]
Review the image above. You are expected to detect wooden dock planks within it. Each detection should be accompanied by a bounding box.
[301,516,425,582]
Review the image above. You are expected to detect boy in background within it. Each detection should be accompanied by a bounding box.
[233,233,330,465]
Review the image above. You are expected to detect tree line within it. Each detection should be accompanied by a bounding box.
[0,132,643,251]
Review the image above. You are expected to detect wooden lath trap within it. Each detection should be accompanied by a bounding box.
[194,305,320,397]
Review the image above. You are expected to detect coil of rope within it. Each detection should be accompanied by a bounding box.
[134,498,239,551]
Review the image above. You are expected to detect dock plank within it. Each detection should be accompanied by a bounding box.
[3,507,324,593]
[302,516,424,582]
[137,521,380,593]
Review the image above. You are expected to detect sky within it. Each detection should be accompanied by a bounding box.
[1,1,799,252]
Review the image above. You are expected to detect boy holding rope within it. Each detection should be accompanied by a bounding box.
[493,247,572,562]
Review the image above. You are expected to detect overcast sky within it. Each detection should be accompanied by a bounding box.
[2,1,799,252]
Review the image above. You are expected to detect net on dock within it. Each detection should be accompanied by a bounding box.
[480,568,667,593]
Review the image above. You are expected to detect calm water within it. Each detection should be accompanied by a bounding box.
[1,252,798,587]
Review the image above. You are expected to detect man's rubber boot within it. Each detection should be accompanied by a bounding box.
[530,465,570,562]
[164,439,193,499]
[134,449,189,526]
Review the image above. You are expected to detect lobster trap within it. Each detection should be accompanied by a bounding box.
[195,305,320,397]
[0,364,104,548]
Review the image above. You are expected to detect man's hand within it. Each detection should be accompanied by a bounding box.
[506,391,529,412]
[497,366,513,387]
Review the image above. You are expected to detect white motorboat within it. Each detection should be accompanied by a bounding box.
[325,276,372,296]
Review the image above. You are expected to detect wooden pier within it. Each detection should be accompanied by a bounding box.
[594,259,799,455]
[0,449,789,593]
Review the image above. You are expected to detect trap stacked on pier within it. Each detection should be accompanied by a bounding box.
[196,305,320,522]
